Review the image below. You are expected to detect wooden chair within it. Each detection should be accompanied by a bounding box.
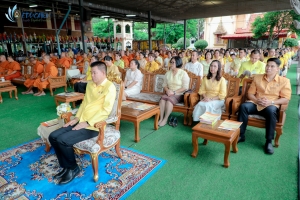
[11,63,34,85]
[230,78,288,147]
[48,65,67,96]
[62,72,124,182]
[117,66,127,81]
[187,75,240,125]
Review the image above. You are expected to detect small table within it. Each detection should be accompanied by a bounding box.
[121,102,159,142]
[0,80,12,87]
[191,120,240,168]
[54,92,85,108]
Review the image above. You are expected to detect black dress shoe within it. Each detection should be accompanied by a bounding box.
[238,136,245,143]
[172,117,178,127]
[168,116,175,126]
[58,166,81,185]
[264,142,274,154]
[53,168,68,179]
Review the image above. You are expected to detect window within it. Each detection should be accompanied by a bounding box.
[125,24,130,33]
[116,24,121,33]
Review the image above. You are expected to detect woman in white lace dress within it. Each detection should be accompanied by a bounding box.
[123,59,143,100]
[193,60,227,121]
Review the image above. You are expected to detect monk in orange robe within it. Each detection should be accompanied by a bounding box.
[75,52,84,72]
[33,55,58,96]
[5,56,21,80]
[22,57,44,94]
[57,52,71,69]
[0,55,9,75]
[66,53,73,67]
[120,50,129,68]
[50,53,58,64]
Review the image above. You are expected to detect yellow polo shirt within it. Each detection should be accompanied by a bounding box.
[145,61,159,72]
[75,78,116,131]
[199,76,227,100]
[238,60,266,86]
[114,60,125,69]
[248,74,291,111]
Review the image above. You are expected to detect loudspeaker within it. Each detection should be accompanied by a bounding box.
[67,29,72,36]
[151,19,156,28]
[84,22,92,32]
[83,7,91,21]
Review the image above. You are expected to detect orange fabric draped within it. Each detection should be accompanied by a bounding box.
[76,55,84,67]
[33,62,58,90]
[58,57,71,69]
[121,56,129,68]
[0,60,9,73]
[50,56,58,64]
[24,61,44,88]
[5,61,21,80]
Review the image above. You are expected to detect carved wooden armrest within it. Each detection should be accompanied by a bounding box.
[278,103,289,124]
[231,96,243,115]
[94,120,107,150]
[183,93,190,107]
[189,92,200,108]
[61,112,73,123]
[224,97,234,114]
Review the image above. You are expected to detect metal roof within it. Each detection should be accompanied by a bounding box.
[0,0,293,23]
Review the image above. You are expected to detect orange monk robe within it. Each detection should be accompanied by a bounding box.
[121,56,129,68]
[0,60,9,73]
[57,57,71,69]
[24,61,44,88]
[76,55,84,67]
[128,54,134,62]
[33,62,58,91]
[50,56,58,64]
[5,61,21,80]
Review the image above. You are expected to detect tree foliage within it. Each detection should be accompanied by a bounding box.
[176,37,191,49]
[92,18,114,38]
[251,11,295,48]
[283,38,299,47]
[133,22,148,40]
[194,40,208,50]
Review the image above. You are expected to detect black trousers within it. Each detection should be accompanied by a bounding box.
[49,124,98,169]
[74,82,87,94]
[238,102,278,141]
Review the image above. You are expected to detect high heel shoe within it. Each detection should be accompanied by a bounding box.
[172,117,178,127]
[168,116,174,126]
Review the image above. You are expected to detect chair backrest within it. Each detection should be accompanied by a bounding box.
[184,69,201,93]
[241,78,253,103]
[141,68,167,95]
[226,77,240,98]
[117,66,127,81]
[107,71,124,122]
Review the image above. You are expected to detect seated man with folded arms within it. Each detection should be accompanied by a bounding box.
[33,55,58,96]
[74,56,98,94]
[238,58,291,154]
[49,61,116,184]
[22,57,44,94]
[4,56,22,80]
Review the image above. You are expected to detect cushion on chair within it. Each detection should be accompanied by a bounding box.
[154,74,165,93]
[107,82,121,123]
[73,125,120,153]
[130,93,162,103]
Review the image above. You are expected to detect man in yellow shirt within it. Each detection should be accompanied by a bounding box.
[238,58,291,154]
[263,48,276,63]
[145,53,159,72]
[230,48,248,74]
[74,56,98,93]
[238,50,266,89]
[49,61,116,184]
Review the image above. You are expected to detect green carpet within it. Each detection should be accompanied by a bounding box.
[0,64,298,199]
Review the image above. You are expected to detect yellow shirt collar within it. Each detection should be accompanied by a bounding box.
[92,78,108,87]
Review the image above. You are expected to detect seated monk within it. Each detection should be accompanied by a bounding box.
[33,55,58,96]
[50,53,58,64]
[22,57,44,94]
[66,53,73,67]
[0,55,9,75]
[75,52,84,72]
[120,50,129,68]
[5,56,21,80]
[57,52,71,69]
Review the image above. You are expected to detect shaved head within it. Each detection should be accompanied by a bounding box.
[0,55,6,62]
